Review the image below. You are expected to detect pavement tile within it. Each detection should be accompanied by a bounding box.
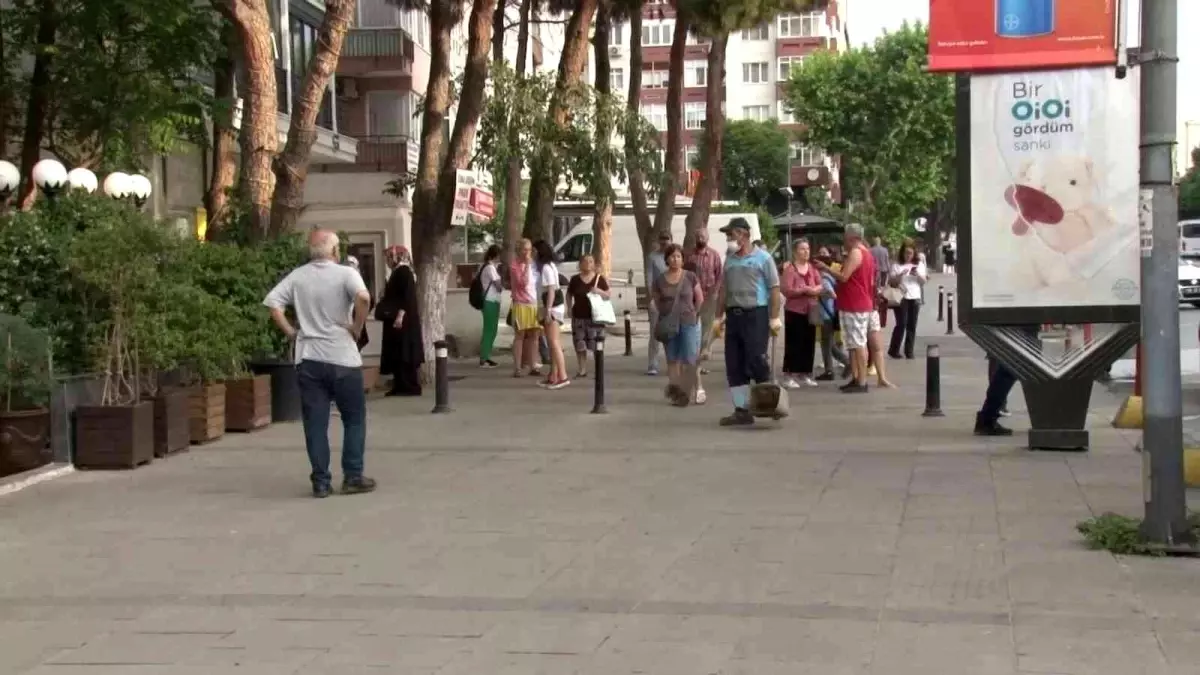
[730,617,877,665]
[870,622,1016,675]
[1013,623,1172,675]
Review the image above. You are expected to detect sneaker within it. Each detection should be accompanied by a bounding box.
[839,380,862,391]
[974,420,1014,436]
[646,366,659,376]
[815,372,836,382]
[782,377,801,390]
[480,359,498,369]
[841,383,870,394]
[529,366,543,377]
[341,476,377,495]
[719,408,755,426]
[999,407,1011,417]
[867,365,878,377]
[694,388,707,405]
[548,379,571,390]
[312,484,333,499]
[887,351,902,360]
[801,376,818,387]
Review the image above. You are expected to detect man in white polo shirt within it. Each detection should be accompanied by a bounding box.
[264,229,375,498]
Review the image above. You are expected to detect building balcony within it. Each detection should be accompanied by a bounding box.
[313,134,414,174]
[339,28,416,76]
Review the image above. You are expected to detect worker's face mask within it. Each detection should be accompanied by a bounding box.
[726,238,739,254]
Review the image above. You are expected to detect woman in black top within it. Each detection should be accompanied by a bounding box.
[564,254,610,378]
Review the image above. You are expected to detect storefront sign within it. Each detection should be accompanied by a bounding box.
[969,67,1139,309]
[928,0,1117,72]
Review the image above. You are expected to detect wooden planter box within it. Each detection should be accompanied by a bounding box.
[225,375,271,432]
[0,408,52,477]
[149,388,190,457]
[189,383,226,444]
[362,365,380,393]
[74,402,154,470]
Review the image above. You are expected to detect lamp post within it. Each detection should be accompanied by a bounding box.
[103,171,132,200]
[65,168,98,193]
[0,160,19,206]
[128,174,152,209]
[31,159,68,198]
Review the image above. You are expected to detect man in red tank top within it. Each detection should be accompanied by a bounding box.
[815,223,892,392]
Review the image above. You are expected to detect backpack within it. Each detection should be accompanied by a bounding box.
[468,268,486,310]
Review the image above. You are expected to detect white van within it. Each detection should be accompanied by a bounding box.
[550,201,762,288]
[1179,219,1200,258]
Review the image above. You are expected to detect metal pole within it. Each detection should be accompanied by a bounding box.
[623,310,633,356]
[945,292,954,335]
[1134,342,1143,397]
[922,343,944,417]
[591,337,607,414]
[937,286,944,321]
[431,340,451,413]
[1139,0,1190,545]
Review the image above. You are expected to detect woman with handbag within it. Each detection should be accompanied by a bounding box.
[508,239,543,378]
[780,239,823,388]
[652,244,704,406]
[887,241,926,359]
[565,254,611,379]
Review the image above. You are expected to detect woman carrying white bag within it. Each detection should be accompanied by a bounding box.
[565,255,613,379]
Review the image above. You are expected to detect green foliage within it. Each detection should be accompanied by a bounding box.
[0,314,51,411]
[1077,512,1200,556]
[696,119,791,206]
[1180,147,1200,214]
[680,0,822,36]
[783,22,955,241]
[5,0,220,169]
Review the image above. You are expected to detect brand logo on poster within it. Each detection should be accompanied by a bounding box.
[928,0,1116,72]
[970,67,1139,310]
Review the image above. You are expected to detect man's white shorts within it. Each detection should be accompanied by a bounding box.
[840,311,880,349]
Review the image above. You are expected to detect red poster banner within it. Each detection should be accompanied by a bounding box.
[928,0,1117,72]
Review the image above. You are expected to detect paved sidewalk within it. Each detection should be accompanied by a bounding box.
[1,288,1197,674]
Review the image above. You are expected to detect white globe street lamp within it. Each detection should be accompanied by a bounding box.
[103,172,132,199]
[66,168,98,194]
[0,160,19,201]
[31,159,68,196]
[128,174,152,207]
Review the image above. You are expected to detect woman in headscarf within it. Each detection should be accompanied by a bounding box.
[375,245,425,396]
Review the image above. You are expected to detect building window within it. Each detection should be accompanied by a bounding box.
[742,105,770,121]
[777,56,806,81]
[644,69,668,88]
[741,23,769,40]
[642,22,673,46]
[684,60,707,87]
[778,12,822,38]
[366,91,412,137]
[610,67,625,91]
[356,0,403,27]
[742,62,769,84]
[684,102,706,130]
[778,100,796,124]
[792,143,825,166]
[641,104,667,131]
[685,146,700,168]
[611,21,626,45]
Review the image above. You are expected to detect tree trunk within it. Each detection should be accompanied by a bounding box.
[0,6,13,158]
[267,0,355,236]
[415,0,497,379]
[625,7,652,253]
[650,18,687,241]
[491,0,504,62]
[15,1,57,210]
[522,0,599,242]
[502,0,532,263]
[229,0,278,240]
[591,0,614,278]
[205,35,239,239]
[682,32,726,249]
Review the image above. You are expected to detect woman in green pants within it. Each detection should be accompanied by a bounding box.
[478,245,504,368]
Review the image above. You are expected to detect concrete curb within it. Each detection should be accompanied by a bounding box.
[0,463,74,498]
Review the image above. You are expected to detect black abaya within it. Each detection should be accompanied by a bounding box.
[375,266,425,394]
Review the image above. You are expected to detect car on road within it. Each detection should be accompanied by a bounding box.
[1180,258,1200,307]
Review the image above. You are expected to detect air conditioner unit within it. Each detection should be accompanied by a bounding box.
[336,77,360,100]
[609,46,621,57]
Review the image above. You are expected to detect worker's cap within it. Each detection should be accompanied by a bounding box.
[719,217,752,234]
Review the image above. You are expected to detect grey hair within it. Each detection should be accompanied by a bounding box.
[845,223,865,238]
[309,231,339,259]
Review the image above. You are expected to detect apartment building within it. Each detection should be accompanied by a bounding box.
[604,0,849,202]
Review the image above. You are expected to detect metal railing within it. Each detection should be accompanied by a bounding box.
[354,135,413,172]
[343,28,415,60]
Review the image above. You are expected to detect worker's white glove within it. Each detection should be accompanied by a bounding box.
[769,317,783,336]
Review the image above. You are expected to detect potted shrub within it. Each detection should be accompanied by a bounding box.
[176,292,249,444]
[67,207,170,470]
[247,235,307,422]
[135,280,200,457]
[0,315,52,477]
[224,372,271,432]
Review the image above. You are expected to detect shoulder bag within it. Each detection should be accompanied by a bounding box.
[587,276,617,326]
[654,274,688,343]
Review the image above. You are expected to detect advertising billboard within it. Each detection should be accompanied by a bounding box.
[969,67,1139,310]
[928,0,1117,72]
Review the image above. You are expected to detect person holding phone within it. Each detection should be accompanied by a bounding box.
[886,241,927,359]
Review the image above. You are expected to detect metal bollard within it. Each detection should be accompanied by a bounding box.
[592,336,607,414]
[431,340,451,413]
[922,343,944,417]
[944,292,955,335]
[623,310,633,356]
[937,286,945,321]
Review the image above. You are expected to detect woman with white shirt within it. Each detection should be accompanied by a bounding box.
[477,245,503,368]
[533,239,569,389]
[887,241,927,359]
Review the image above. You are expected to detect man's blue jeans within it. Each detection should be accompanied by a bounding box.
[297,360,366,488]
[979,357,1017,424]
